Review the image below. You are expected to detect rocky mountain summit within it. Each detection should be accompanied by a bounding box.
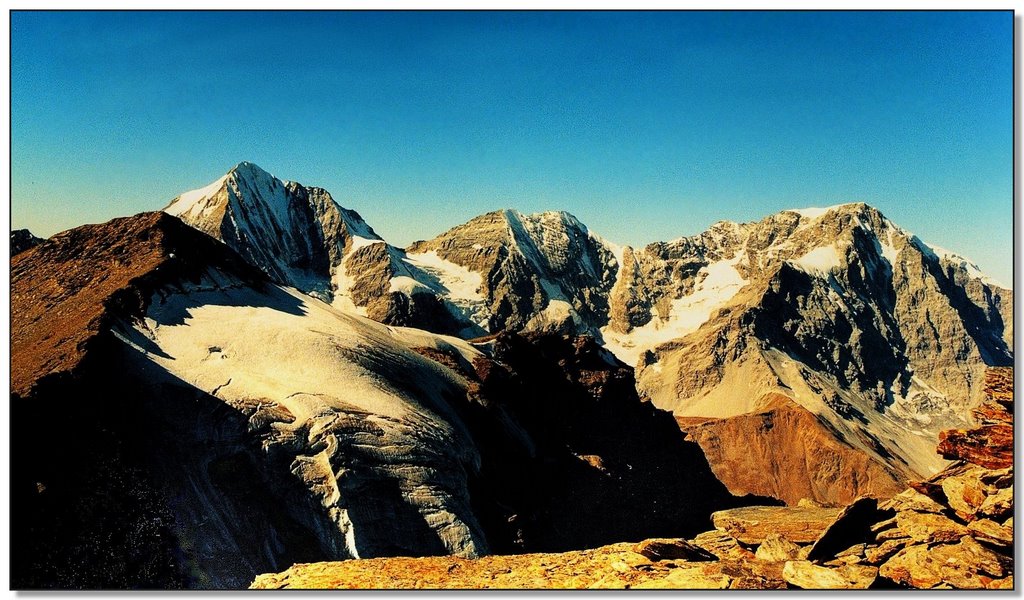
[626,203,1012,500]
[251,367,1014,590]
[406,209,618,335]
[12,212,754,589]
[164,164,616,337]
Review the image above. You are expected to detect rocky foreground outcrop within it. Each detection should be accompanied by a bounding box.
[251,367,1014,590]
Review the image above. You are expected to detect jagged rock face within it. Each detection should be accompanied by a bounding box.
[677,395,905,506]
[11,228,43,255]
[165,165,617,338]
[163,166,1010,501]
[407,209,619,334]
[163,162,469,335]
[628,204,1012,481]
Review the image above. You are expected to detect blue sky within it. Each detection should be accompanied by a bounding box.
[11,11,1013,284]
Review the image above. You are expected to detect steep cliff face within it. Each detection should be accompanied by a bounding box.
[164,162,388,305]
[407,210,619,335]
[628,204,1011,481]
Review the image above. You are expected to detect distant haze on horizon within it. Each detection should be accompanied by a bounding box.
[11,10,1013,285]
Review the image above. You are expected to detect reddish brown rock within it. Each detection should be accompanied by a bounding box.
[10,212,264,397]
[880,488,946,514]
[711,506,841,545]
[862,539,907,565]
[937,424,1013,470]
[879,536,1009,589]
[978,485,1013,521]
[936,367,1013,470]
[967,519,1012,548]
[633,539,716,562]
[754,534,802,563]
[781,561,877,589]
[689,531,756,561]
[981,367,1013,410]
[893,511,969,544]
[677,396,904,507]
[249,540,787,590]
[941,469,988,518]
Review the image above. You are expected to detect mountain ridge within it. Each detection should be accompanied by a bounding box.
[161,163,1012,496]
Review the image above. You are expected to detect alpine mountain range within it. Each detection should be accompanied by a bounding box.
[11,161,1013,589]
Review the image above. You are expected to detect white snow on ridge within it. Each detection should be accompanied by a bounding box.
[122,271,486,426]
[878,229,899,266]
[788,205,841,220]
[602,254,749,366]
[330,255,367,316]
[166,174,229,218]
[389,275,432,295]
[920,240,1009,290]
[397,251,490,329]
[350,235,384,251]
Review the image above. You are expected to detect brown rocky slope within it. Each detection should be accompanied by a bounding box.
[11,212,268,588]
[677,394,905,506]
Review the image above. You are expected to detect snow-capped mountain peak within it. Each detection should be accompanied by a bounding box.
[164,163,386,304]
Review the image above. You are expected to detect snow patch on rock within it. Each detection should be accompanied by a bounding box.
[791,245,844,276]
[603,254,748,366]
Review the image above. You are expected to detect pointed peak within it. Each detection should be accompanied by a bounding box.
[228,161,277,182]
[165,162,287,217]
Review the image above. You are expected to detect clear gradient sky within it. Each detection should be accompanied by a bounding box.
[11,10,1014,284]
